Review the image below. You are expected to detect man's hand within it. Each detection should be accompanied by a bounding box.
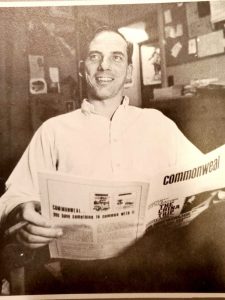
[7,201,63,249]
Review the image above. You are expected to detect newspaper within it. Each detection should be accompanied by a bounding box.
[38,144,225,261]
[145,144,225,229]
[39,175,149,260]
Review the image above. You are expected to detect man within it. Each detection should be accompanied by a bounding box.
[0,27,210,292]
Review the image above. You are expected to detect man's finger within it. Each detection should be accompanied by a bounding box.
[217,190,225,200]
[16,234,48,249]
[17,228,56,244]
[25,224,63,238]
[21,202,51,227]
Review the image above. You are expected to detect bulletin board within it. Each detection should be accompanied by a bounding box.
[162,2,225,66]
[25,7,78,96]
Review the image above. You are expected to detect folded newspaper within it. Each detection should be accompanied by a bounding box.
[38,145,225,260]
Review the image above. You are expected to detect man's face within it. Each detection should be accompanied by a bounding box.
[84,31,132,100]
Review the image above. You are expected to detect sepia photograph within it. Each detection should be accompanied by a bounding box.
[1,0,225,298]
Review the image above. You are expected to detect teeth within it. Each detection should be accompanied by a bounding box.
[97,77,113,82]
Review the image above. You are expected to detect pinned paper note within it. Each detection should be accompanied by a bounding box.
[165,26,171,38]
[49,67,60,93]
[29,55,45,79]
[197,30,225,58]
[176,24,183,37]
[28,55,47,94]
[188,38,197,55]
[165,26,176,38]
[171,42,182,58]
[49,67,59,83]
[164,9,172,24]
[30,78,47,94]
[210,1,225,23]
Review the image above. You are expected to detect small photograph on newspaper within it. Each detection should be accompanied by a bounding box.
[147,189,225,229]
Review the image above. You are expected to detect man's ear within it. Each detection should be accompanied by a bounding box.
[125,64,133,83]
[78,60,85,78]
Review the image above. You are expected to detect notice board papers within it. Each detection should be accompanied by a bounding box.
[197,30,225,58]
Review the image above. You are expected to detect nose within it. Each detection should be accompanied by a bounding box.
[98,56,111,71]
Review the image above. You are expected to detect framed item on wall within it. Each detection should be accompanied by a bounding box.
[140,43,161,86]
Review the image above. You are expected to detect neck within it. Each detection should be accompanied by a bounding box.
[88,95,124,119]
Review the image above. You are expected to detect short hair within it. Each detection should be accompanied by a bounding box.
[82,25,133,65]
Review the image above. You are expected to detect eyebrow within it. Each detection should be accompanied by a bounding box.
[88,50,102,55]
[88,50,125,57]
[112,51,125,57]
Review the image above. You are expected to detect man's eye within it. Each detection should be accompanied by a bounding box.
[88,53,101,62]
[112,55,124,63]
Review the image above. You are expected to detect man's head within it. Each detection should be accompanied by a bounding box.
[82,27,133,101]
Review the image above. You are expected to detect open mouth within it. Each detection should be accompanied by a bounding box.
[96,76,114,84]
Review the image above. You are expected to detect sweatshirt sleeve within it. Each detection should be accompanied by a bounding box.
[0,121,57,224]
[143,108,204,168]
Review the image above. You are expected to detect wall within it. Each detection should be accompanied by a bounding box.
[0,10,11,191]
[124,43,142,107]
[167,54,225,85]
[0,9,32,194]
[164,2,225,86]
[77,5,111,23]
[0,7,78,194]
[111,3,157,27]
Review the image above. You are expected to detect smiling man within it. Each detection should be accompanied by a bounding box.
[0,27,205,293]
[85,30,132,104]
[0,25,202,251]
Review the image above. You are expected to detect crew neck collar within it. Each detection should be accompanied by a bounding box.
[81,96,129,116]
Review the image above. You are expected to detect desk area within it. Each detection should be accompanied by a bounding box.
[147,88,225,153]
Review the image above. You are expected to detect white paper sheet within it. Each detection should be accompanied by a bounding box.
[197,30,225,58]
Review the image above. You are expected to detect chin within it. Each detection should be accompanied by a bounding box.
[91,91,116,101]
